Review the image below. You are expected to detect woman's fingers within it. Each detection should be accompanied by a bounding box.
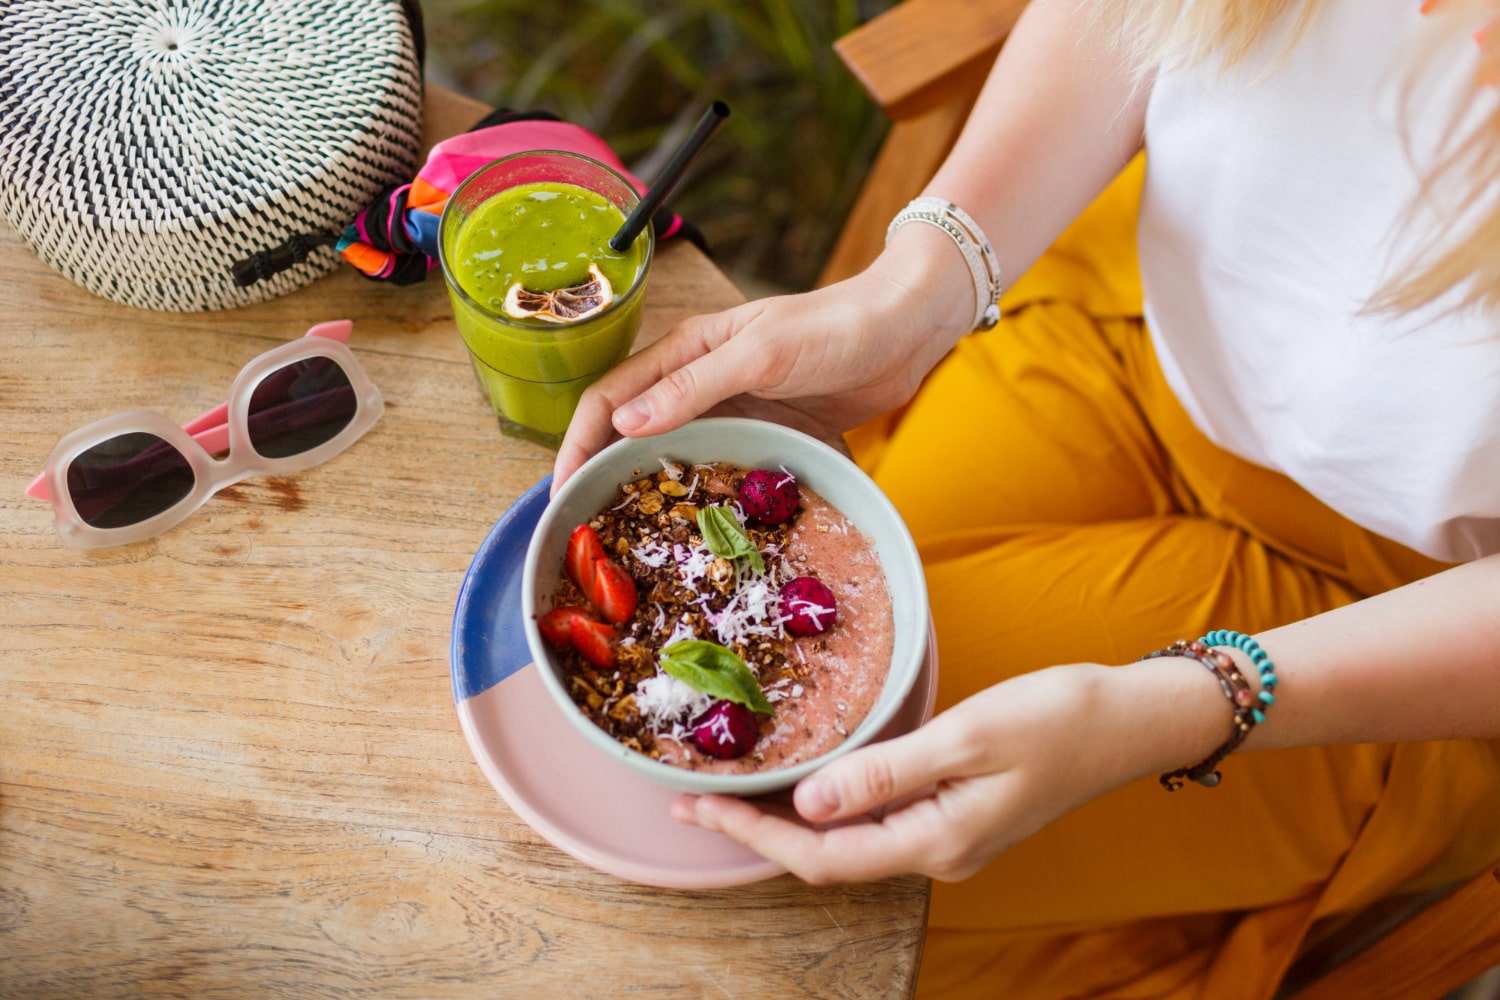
[792,711,979,823]
[551,302,769,493]
[672,792,955,884]
[609,304,776,435]
[551,277,907,492]
[667,717,987,880]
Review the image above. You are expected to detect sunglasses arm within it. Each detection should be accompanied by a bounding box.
[24,320,354,501]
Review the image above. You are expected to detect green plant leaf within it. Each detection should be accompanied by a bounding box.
[659,640,774,715]
[696,504,765,573]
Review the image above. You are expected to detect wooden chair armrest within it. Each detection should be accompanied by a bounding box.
[834,0,1027,120]
[1282,865,1500,1000]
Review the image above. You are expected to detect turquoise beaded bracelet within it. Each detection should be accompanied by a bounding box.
[1200,630,1278,724]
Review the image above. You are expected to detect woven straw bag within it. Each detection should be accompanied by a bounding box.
[0,0,424,312]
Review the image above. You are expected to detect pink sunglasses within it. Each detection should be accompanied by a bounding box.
[27,320,384,549]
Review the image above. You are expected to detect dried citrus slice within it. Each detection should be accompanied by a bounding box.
[502,263,614,323]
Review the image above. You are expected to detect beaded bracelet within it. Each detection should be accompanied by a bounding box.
[906,196,1004,323]
[885,196,1003,330]
[1140,638,1269,791]
[1200,629,1278,720]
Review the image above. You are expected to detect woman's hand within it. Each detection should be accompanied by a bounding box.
[552,230,974,493]
[671,660,1228,884]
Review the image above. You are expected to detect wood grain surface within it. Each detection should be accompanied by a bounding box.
[0,85,928,998]
[831,0,1022,120]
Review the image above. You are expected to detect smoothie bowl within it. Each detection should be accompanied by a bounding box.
[522,418,929,796]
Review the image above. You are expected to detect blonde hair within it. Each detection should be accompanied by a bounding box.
[1088,0,1500,317]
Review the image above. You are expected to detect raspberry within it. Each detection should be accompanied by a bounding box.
[688,700,758,759]
[737,468,800,525]
[780,576,837,637]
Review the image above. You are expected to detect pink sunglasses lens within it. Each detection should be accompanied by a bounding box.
[67,433,195,528]
[247,356,358,459]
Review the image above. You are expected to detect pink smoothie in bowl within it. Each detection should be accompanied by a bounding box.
[537,460,894,775]
[521,417,930,798]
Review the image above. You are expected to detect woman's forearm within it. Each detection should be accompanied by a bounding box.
[1249,551,1500,748]
[1112,551,1500,787]
[914,0,1149,286]
[868,0,1150,356]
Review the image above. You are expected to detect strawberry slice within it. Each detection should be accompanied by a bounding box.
[590,557,638,625]
[562,522,638,625]
[538,606,596,652]
[565,524,607,592]
[569,616,618,670]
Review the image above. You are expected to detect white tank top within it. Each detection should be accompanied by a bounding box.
[1138,0,1500,561]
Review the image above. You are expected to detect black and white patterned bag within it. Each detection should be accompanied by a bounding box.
[0,0,425,312]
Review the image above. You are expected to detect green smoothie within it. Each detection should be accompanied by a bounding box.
[442,169,652,446]
[455,182,644,307]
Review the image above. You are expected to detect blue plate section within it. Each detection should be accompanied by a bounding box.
[450,475,552,703]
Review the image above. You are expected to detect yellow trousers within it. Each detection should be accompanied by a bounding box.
[853,159,1500,999]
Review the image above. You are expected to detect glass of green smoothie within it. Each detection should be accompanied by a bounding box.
[438,151,654,448]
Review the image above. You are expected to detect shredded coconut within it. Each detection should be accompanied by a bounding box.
[630,540,672,568]
[788,597,837,630]
[634,671,712,731]
[704,711,737,746]
[685,554,788,648]
[674,544,717,589]
[663,619,698,647]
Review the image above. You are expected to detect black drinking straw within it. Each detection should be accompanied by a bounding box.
[609,101,731,253]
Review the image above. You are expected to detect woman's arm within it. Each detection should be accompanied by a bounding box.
[670,552,1500,884]
[916,0,1150,292]
[1237,550,1500,749]
[552,0,1150,490]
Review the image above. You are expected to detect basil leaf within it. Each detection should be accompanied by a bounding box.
[696,504,766,573]
[659,640,775,715]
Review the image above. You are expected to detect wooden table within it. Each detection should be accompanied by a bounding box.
[0,85,928,997]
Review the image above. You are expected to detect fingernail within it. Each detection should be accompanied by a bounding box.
[692,801,721,832]
[614,398,651,432]
[803,777,841,816]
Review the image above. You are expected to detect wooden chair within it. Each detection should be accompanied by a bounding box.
[821,3,1500,997]
[1279,868,1500,998]
[818,0,1026,287]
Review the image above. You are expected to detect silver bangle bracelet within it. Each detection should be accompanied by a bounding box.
[885,196,1003,330]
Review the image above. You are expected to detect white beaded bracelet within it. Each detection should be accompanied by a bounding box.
[885,196,1003,330]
